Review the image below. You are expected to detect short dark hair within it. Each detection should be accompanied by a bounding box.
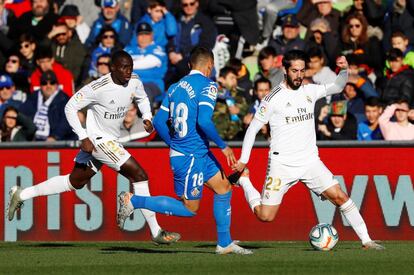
[258,46,277,61]
[396,98,409,105]
[391,30,408,41]
[219,66,237,78]
[35,46,53,60]
[148,0,166,8]
[282,50,308,71]
[226,58,243,73]
[307,47,323,59]
[254,77,271,91]
[189,46,214,68]
[387,48,404,61]
[365,97,382,108]
[111,50,132,65]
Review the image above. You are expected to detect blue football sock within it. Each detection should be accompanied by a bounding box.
[214,191,233,247]
[130,195,195,217]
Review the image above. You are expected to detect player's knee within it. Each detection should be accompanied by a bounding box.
[68,176,87,190]
[331,190,349,206]
[257,213,276,222]
[183,201,199,213]
[132,171,148,182]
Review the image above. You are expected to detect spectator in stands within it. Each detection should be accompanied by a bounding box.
[306,47,336,85]
[268,14,305,56]
[167,0,217,82]
[21,70,75,141]
[257,0,298,43]
[226,58,253,103]
[332,82,366,124]
[255,46,284,88]
[379,100,414,140]
[3,53,30,93]
[9,0,59,42]
[82,54,111,85]
[357,96,383,140]
[340,13,383,77]
[305,17,340,69]
[135,0,177,49]
[341,0,385,28]
[49,22,87,85]
[298,0,341,35]
[88,26,121,79]
[332,72,378,124]
[243,77,271,140]
[59,4,90,44]
[388,31,414,69]
[317,100,357,140]
[0,0,16,35]
[0,0,16,65]
[125,22,167,104]
[213,66,248,140]
[377,48,414,108]
[86,0,132,48]
[18,33,37,75]
[0,74,24,118]
[383,0,414,52]
[30,46,74,97]
[0,105,36,142]
[119,103,153,142]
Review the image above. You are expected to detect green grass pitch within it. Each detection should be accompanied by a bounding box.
[0,241,413,274]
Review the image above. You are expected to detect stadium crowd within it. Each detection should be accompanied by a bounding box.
[0,0,414,143]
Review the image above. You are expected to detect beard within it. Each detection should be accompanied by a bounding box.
[33,6,49,17]
[286,74,303,90]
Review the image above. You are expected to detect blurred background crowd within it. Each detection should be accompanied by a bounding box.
[0,0,413,143]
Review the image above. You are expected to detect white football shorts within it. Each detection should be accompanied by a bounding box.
[261,154,338,206]
[75,137,131,172]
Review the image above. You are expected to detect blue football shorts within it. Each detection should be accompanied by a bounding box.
[170,150,221,200]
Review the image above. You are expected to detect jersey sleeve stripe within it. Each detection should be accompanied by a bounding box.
[264,86,281,102]
[199,102,214,110]
[160,105,169,112]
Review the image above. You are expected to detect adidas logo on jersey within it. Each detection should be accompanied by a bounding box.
[109,100,115,104]
[286,102,292,107]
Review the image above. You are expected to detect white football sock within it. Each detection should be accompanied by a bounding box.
[238,177,262,212]
[19,175,75,201]
[132,181,161,237]
[339,199,372,244]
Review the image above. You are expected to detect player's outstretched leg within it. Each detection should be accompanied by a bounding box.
[7,174,76,221]
[120,158,182,244]
[117,192,195,229]
[323,185,385,250]
[132,181,181,245]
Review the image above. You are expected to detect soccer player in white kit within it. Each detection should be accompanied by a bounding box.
[7,50,180,245]
[233,50,384,250]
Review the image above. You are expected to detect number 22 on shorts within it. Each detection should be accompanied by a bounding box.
[265,176,281,191]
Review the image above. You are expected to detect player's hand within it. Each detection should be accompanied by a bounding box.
[143,119,154,133]
[222,146,236,167]
[80,138,96,153]
[336,56,348,70]
[232,160,246,172]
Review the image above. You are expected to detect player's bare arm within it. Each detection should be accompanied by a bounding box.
[143,119,154,133]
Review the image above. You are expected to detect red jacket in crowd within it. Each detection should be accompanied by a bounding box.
[30,62,75,97]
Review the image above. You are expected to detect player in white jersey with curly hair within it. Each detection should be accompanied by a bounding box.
[7,50,180,245]
[233,50,384,250]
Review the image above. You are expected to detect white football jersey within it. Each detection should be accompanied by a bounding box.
[255,83,327,166]
[65,73,152,141]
